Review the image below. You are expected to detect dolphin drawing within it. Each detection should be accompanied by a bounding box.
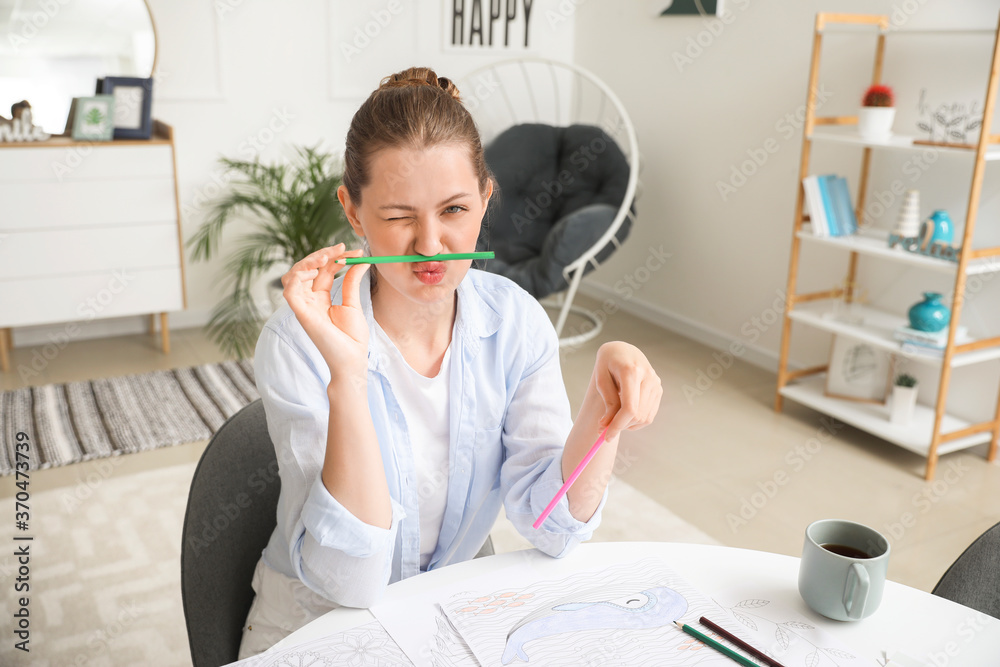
[500,587,688,664]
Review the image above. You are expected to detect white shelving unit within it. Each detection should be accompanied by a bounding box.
[796,229,1000,276]
[774,12,1000,480]
[785,301,998,367]
[809,128,1000,161]
[779,375,992,457]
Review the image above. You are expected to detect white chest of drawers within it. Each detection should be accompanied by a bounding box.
[0,120,187,372]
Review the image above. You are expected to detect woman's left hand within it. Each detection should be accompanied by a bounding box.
[592,341,663,442]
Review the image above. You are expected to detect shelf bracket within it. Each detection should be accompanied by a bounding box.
[815,115,859,126]
[970,247,1000,259]
[792,288,846,305]
[940,421,998,443]
[786,365,827,381]
[955,336,1000,354]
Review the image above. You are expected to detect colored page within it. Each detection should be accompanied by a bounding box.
[224,619,414,667]
[441,558,756,667]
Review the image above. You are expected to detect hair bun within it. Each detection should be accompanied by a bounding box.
[379,67,462,103]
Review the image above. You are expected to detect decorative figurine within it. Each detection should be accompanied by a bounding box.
[908,292,951,333]
[0,100,50,142]
[893,190,921,238]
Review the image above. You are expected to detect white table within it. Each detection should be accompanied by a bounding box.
[273,542,1000,665]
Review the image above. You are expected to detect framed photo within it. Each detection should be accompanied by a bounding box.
[825,335,893,403]
[66,95,115,141]
[651,0,721,16]
[97,76,153,139]
[440,0,539,51]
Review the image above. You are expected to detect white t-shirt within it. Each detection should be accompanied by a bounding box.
[371,320,452,570]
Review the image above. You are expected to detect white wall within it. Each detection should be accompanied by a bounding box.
[160,0,574,329]
[573,0,1000,418]
[13,0,575,345]
[13,0,1000,421]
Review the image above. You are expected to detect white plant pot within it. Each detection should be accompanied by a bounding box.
[858,107,896,141]
[889,385,918,425]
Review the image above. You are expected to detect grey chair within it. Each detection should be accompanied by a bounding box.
[181,399,495,666]
[932,520,1000,619]
[181,399,281,667]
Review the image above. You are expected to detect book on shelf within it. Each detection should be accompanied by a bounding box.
[803,174,857,237]
[816,175,839,235]
[894,324,969,349]
[803,175,828,236]
[829,175,858,235]
[900,340,961,358]
[900,341,944,358]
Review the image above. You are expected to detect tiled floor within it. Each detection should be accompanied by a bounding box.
[3,299,998,593]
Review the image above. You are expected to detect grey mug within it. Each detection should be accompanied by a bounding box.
[798,519,890,621]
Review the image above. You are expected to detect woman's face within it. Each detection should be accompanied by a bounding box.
[340,143,490,308]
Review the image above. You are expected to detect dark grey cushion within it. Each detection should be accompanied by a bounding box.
[181,399,280,667]
[932,520,1000,619]
[477,123,634,298]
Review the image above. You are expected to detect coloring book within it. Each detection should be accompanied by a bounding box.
[440,558,755,667]
[228,620,413,667]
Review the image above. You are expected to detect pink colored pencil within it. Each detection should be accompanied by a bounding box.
[533,428,608,529]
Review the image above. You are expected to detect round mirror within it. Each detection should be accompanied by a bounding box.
[0,0,157,135]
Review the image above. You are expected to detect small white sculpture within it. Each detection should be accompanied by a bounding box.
[0,100,50,142]
[893,189,921,238]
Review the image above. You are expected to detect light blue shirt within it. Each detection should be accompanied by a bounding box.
[254,269,606,608]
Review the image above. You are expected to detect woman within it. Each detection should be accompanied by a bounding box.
[239,67,662,658]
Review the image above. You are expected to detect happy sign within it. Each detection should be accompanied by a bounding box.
[448,0,536,48]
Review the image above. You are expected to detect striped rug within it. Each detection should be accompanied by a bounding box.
[0,360,258,475]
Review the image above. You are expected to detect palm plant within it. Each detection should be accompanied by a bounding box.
[188,145,353,358]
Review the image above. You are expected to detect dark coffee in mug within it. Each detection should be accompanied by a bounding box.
[820,543,872,559]
[801,520,890,621]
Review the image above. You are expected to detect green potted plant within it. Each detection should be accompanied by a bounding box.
[858,83,895,142]
[890,372,918,425]
[187,145,353,358]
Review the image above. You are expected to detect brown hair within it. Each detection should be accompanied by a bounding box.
[342,66,492,205]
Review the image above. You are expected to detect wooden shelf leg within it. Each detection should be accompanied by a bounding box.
[777,17,826,413]
[989,379,1000,463]
[926,434,941,481]
[926,297,965,481]
[924,14,1000,478]
[148,313,156,335]
[159,313,170,355]
[775,310,793,413]
[971,13,1000,465]
[0,328,10,373]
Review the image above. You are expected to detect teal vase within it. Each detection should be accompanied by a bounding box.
[908,292,950,332]
[921,210,954,245]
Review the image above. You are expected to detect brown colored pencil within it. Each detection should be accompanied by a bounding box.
[699,616,789,667]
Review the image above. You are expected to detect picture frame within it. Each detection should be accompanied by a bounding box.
[96,76,153,139]
[440,0,538,51]
[66,95,116,141]
[651,0,721,16]
[825,335,894,404]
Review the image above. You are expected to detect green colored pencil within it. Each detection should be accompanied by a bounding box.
[343,252,494,265]
[674,621,759,667]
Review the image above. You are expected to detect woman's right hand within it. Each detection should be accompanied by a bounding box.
[281,243,371,378]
